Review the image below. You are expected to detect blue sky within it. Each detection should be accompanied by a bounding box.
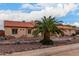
[0,3,21,10]
[0,3,79,27]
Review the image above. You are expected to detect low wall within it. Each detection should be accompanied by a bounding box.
[6,43,79,56]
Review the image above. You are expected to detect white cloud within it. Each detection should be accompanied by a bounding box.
[71,22,79,27]
[37,3,64,8]
[0,3,77,22]
[21,4,33,9]
[64,22,79,27]
[20,4,42,10]
[0,3,77,30]
[0,20,4,30]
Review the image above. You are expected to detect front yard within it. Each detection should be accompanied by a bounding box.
[0,36,79,55]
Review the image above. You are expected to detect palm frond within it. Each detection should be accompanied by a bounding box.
[33,16,64,36]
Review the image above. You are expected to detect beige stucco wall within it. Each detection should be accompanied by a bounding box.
[5,27,76,38]
[62,29,76,36]
[5,27,34,38]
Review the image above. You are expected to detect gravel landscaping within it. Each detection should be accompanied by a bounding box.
[0,36,79,55]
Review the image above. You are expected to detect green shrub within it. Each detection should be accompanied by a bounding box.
[15,40,21,44]
[0,36,6,41]
[40,39,54,45]
[71,33,76,36]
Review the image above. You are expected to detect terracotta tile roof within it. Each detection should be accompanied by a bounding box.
[57,25,74,30]
[4,21,35,28]
[4,20,74,30]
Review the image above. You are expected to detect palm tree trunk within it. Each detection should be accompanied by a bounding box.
[44,32,50,40]
[40,32,53,45]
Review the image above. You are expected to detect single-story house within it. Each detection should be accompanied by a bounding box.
[75,27,79,34]
[4,20,35,38]
[57,25,76,36]
[4,20,76,38]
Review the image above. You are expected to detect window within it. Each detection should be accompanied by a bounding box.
[20,29,22,30]
[23,29,24,31]
[12,29,18,34]
[20,29,24,31]
[28,29,31,34]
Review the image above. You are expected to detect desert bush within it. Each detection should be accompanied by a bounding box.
[0,36,6,41]
[71,33,76,36]
[14,40,21,44]
[40,39,54,45]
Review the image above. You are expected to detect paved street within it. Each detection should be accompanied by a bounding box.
[6,43,79,56]
[53,48,79,56]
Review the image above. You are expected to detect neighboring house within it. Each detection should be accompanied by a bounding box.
[57,25,76,36]
[4,20,76,38]
[4,21,35,38]
[0,30,5,36]
[75,27,79,34]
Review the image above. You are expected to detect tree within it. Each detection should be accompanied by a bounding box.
[33,16,64,45]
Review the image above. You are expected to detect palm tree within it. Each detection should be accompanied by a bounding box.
[33,16,64,45]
